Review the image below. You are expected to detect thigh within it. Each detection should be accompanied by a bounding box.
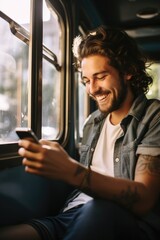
[0,206,83,240]
[28,205,83,240]
[64,199,150,240]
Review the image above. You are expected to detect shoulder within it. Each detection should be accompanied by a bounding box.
[130,94,160,121]
[145,98,160,116]
[147,98,160,108]
[141,98,160,129]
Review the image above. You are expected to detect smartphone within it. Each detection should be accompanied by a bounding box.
[15,127,40,144]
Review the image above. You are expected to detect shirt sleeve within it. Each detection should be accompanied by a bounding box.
[136,114,160,156]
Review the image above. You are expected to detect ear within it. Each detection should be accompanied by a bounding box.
[124,74,132,81]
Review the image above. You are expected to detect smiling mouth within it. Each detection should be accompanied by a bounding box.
[96,94,109,102]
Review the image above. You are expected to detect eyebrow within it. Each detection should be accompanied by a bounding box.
[82,70,109,80]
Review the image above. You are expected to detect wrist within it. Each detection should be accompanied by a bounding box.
[79,167,91,190]
[69,162,91,189]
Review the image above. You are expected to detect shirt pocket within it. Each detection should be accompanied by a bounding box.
[79,145,91,166]
[121,139,138,179]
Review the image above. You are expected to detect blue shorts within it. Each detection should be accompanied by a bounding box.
[28,205,83,240]
[28,199,158,240]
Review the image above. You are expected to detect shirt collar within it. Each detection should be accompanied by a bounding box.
[127,94,148,121]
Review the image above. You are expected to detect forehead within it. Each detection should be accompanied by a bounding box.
[81,55,111,76]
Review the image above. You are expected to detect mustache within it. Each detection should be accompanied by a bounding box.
[89,90,110,98]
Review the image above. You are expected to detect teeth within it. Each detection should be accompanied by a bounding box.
[96,95,107,101]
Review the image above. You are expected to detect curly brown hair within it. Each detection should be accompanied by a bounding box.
[74,25,153,95]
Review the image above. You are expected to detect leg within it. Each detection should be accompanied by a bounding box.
[0,205,82,240]
[64,199,150,240]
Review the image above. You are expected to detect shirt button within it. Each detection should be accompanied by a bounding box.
[115,158,120,163]
[91,148,94,152]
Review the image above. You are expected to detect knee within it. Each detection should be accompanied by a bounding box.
[81,198,136,226]
[77,199,126,224]
[64,200,142,240]
[83,199,123,216]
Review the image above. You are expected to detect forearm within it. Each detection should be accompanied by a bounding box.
[18,140,159,216]
[68,162,154,216]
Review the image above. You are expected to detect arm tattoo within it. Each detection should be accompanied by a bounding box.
[136,155,160,176]
[113,186,140,211]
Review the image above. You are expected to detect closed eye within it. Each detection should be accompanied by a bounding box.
[81,71,109,85]
[96,74,107,80]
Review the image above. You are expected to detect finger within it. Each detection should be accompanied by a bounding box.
[18,147,42,163]
[18,140,41,152]
[22,157,43,169]
[42,144,52,150]
[24,165,43,175]
[40,139,60,149]
[39,139,52,146]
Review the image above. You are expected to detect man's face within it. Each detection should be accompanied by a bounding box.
[81,55,130,114]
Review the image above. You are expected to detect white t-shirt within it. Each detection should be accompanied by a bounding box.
[63,114,123,212]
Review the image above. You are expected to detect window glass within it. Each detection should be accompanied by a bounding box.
[147,63,160,99]
[42,0,62,139]
[0,1,30,143]
[0,0,62,142]
[0,0,30,28]
[75,71,89,144]
[78,74,88,138]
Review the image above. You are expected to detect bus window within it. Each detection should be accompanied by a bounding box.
[74,70,90,147]
[146,63,160,99]
[0,0,30,142]
[0,0,30,28]
[0,0,62,143]
[42,0,62,139]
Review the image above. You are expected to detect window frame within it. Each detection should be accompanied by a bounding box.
[0,0,70,169]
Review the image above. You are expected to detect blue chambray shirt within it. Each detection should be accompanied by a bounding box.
[79,94,160,236]
[81,94,160,178]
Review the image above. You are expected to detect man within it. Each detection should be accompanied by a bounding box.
[1,25,160,240]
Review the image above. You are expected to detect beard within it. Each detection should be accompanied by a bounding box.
[91,77,128,114]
